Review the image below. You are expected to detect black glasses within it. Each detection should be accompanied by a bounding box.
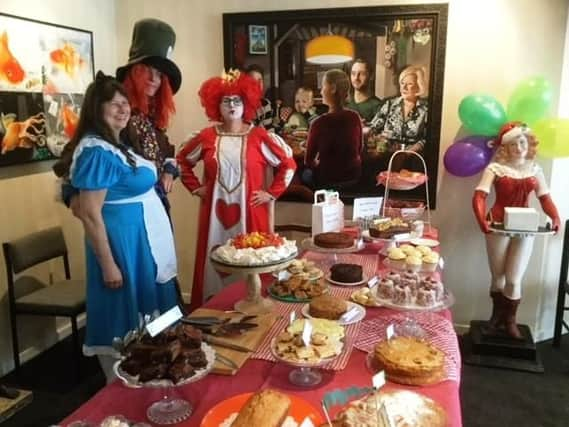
[221,96,243,106]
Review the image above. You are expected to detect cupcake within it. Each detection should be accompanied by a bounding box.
[415,245,432,256]
[393,284,412,305]
[405,255,422,272]
[422,252,440,272]
[423,277,444,301]
[417,288,437,307]
[388,248,406,269]
[399,244,415,255]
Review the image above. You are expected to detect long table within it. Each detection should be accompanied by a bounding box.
[62,236,462,427]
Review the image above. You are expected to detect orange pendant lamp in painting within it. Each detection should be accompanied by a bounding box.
[305,34,355,64]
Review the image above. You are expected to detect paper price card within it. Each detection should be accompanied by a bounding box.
[302,319,313,347]
[146,306,183,337]
[367,276,379,289]
[353,197,383,220]
[289,311,296,326]
[372,370,386,389]
[386,324,395,341]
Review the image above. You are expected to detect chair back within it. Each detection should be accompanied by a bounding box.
[3,227,68,274]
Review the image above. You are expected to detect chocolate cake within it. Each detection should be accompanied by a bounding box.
[313,232,354,249]
[119,324,209,384]
[330,263,363,283]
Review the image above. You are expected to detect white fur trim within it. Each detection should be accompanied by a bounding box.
[500,126,525,144]
[486,161,540,179]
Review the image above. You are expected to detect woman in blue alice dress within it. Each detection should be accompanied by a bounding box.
[69,72,178,382]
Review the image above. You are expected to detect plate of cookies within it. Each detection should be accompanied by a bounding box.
[271,258,324,281]
[301,295,366,325]
[268,276,328,302]
[350,287,382,307]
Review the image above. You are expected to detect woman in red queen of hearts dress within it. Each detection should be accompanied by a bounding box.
[177,70,296,309]
[472,122,560,339]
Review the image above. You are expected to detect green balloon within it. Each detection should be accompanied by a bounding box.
[507,76,553,126]
[458,94,507,136]
[533,118,569,158]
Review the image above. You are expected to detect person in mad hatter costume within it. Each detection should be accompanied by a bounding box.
[177,70,296,310]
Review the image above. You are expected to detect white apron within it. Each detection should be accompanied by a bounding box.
[106,188,177,284]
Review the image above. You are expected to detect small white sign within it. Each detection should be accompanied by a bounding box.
[289,311,296,326]
[48,100,59,117]
[340,306,359,323]
[278,270,291,281]
[367,276,379,289]
[393,233,411,241]
[353,197,383,220]
[302,319,313,347]
[386,324,395,341]
[372,370,386,389]
[146,306,183,337]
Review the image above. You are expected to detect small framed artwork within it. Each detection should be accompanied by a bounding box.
[248,25,268,55]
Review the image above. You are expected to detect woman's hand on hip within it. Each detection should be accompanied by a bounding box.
[192,185,207,199]
[102,262,123,289]
[160,172,174,193]
[251,190,274,207]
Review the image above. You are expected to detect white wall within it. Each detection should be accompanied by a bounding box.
[0,0,117,375]
[117,0,569,340]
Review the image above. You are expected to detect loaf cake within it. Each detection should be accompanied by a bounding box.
[232,389,291,427]
[330,263,363,283]
[309,294,348,320]
[313,232,354,249]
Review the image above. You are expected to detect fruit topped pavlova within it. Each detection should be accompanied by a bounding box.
[212,232,297,265]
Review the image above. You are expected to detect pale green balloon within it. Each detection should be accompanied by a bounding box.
[507,77,553,126]
[458,94,507,136]
[533,118,569,158]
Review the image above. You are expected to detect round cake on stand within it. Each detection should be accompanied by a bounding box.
[210,232,298,315]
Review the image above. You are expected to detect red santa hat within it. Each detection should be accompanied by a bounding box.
[495,121,530,146]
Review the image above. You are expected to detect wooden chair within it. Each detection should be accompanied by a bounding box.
[2,227,86,373]
[553,219,569,347]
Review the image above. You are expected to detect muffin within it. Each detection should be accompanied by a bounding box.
[393,284,412,305]
[399,244,416,255]
[405,255,422,272]
[309,295,348,320]
[377,278,395,300]
[388,248,406,269]
[415,245,432,256]
[386,270,401,284]
[417,288,437,307]
[422,252,440,272]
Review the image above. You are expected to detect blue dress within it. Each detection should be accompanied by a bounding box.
[70,135,178,356]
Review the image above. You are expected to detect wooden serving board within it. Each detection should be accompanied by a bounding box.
[189,308,276,375]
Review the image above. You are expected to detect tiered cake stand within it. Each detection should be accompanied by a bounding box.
[210,252,297,315]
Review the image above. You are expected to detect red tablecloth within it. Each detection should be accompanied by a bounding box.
[61,230,462,427]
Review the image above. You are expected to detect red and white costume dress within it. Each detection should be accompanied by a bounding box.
[177,125,296,308]
[476,161,549,224]
[476,161,549,300]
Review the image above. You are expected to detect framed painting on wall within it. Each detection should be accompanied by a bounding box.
[223,4,448,208]
[248,25,268,55]
[0,12,94,168]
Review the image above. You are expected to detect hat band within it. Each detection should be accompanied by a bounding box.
[500,127,524,145]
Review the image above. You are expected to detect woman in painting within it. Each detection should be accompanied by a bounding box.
[69,72,178,382]
[303,69,363,189]
[177,70,296,309]
[472,122,560,339]
[369,65,428,153]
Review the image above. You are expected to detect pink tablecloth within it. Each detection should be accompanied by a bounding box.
[61,230,462,427]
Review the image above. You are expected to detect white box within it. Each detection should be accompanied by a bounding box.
[504,207,539,231]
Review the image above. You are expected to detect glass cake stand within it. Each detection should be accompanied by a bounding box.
[300,237,364,271]
[210,252,297,315]
[270,338,341,387]
[114,342,216,425]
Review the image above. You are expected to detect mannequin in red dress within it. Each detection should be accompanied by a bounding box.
[472,122,560,338]
[177,70,296,309]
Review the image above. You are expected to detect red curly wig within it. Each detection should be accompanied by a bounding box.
[122,63,176,129]
[198,70,261,122]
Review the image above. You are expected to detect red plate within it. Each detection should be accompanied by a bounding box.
[200,392,324,427]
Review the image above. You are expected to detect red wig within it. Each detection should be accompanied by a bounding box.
[122,63,176,129]
[198,70,261,122]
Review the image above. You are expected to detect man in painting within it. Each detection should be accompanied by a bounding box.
[245,64,275,130]
[346,58,382,125]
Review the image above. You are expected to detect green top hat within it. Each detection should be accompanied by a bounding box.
[116,18,182,94]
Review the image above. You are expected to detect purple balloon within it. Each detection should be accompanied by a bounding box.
[444,136,493,177]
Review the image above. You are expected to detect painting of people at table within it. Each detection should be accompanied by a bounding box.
[229,16,439,205]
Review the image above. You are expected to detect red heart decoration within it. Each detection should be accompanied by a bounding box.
[215,199,241,230]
